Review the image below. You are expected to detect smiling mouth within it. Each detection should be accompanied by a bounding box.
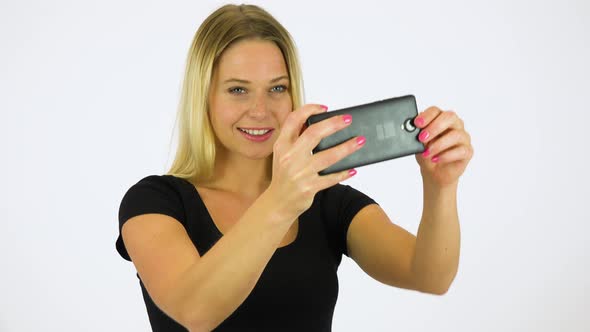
[238,128,273,136]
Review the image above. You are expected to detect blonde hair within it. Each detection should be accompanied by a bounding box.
[165,4,305,182]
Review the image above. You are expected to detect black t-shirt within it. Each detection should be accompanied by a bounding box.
[116,174,378,331]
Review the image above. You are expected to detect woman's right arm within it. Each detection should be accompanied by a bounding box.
[121,192,295,331]
[122,104,364,331]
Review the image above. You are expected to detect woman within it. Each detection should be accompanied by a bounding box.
[115,3,473,331]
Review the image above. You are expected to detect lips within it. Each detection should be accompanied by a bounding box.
[237,127,274,135]
[238,127,274,131]
[237,127,274,142]
[238,128,270,136]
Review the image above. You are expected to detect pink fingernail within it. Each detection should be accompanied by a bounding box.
[356,136,366,145]
[419,131,429,142]
[320,105,328,111]
[415,117,425,127]
[343,114,352,124]
[432,156,440,163]
[422,148,430,157]
[348,169,357,177]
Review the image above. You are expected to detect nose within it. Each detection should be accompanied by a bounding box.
[247,94,270,119]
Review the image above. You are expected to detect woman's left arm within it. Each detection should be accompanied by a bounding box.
[411,106,473,294]
[346,106,473,295]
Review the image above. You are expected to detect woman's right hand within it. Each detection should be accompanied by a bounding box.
[267,104,366,221]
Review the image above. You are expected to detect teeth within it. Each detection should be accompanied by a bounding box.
[239,128,271,136]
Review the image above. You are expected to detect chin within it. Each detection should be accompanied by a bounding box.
[242,150,273,160]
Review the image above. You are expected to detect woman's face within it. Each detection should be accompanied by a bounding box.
[208,38,292,160]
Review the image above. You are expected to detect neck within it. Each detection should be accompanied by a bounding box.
[199,147,273,199]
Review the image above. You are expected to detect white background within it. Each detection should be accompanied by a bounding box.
[2,0,589,331]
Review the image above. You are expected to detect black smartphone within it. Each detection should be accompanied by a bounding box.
[306,95,425,175]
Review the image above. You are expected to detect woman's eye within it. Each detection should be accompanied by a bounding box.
[228,85,287,95]
[228,87,246,94]
[271,85,288,93]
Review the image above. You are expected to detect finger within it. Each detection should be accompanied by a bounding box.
[422,129,470,159]
[311,135,365,173]
[413,106,442,128]
[418,110,462,145]
[313,168,358,191]
[299,123,308,136]
[431,144,473,164]
[277,104,328,145]
[296,113,353,153]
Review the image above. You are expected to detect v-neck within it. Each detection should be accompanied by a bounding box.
[182,178,302,250]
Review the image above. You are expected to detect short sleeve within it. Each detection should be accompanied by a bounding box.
[115,175,186,261]
[320,184,378,258]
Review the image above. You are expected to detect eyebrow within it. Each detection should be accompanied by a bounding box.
[222,75,289,84]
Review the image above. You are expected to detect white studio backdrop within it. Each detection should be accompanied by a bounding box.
[2,0,589,331]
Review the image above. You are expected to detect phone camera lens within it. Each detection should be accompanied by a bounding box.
[403,118,416,132]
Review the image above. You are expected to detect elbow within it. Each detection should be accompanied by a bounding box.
[430,274,456,295]
[168,288,239,331]
[164,293,216,331]
[414,271,457,296]
[415,283,448,295]
[417,280,452,296]
[176,299,230,332]
[430,283,451,296]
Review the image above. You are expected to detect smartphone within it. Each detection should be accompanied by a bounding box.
[306,95,425,175]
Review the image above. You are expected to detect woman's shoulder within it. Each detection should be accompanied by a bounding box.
[120,174,197,210]
[318,182,362,199]
[118,174,195,227]
[316,182,378,212]
[135,173,186,184]
[128,174,195,191]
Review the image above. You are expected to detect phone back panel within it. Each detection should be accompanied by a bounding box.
[306,95,425,175]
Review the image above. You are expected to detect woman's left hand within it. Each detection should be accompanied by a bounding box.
[413,106,473,188]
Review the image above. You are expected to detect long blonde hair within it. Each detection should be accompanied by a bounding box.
[165,4,305,182]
